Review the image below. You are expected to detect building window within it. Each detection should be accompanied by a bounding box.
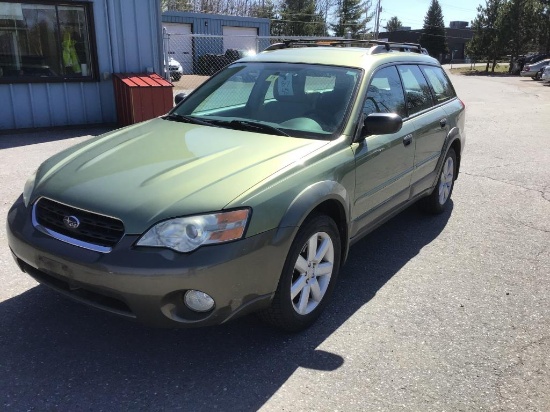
[0,1,96,82]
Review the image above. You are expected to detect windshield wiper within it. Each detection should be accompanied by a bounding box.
[227,120,290,137]
[165,115,290,136]
[164,113,217,127]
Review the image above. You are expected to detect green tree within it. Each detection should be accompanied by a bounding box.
[161,0,192,11]
[499,0,542,69]
[279,0,327,36]
[533,0,550,53]
[249,0,284,35]
[419,0,448,60]
[466,0,505,73]
[384,16,403,32]
[332,0,374,38]
[466,14,486,64]
[250,0,277,18]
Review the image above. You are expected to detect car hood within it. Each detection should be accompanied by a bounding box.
[32,118,329,233]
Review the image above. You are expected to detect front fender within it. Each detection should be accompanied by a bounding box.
[273,180,351,259]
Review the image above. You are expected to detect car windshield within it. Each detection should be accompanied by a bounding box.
[170,62,361,140]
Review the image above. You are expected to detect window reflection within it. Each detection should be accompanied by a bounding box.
[364,66,407,118]
[0,2,94,81]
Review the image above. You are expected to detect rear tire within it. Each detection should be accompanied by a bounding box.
[259,215,341,332]
[421,148,457,214]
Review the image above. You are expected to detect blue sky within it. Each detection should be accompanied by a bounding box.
[377,0,481,30]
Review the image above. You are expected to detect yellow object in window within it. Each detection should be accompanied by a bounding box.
[62,31,81,74]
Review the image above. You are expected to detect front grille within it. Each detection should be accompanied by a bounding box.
[34,198,125,248]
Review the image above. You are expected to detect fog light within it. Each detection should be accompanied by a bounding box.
[184,290,215,312]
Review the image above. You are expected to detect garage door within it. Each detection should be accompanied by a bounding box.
[164,23,192,74]
[222,26,258,54]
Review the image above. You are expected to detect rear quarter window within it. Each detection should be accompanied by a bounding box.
[420,66,456,104]
[397,65,434,115]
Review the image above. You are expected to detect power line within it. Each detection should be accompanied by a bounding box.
[438,1,479,13]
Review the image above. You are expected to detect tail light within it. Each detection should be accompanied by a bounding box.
[459,98,465,110]
[524,65,530,71]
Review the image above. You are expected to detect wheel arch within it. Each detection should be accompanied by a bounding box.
[275,181,351,266]
[445,127,462,180]
[449,136,462,179]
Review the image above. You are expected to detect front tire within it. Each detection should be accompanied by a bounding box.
[259,215,341,332]
[421,148,457,214]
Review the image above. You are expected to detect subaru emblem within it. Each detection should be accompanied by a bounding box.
[63,215,80,229]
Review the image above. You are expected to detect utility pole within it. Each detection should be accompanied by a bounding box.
[373,0,382,39]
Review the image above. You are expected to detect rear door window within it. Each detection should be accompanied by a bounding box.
[397,65,434,116]
[420,65,456,104]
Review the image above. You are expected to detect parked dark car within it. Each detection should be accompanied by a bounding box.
[196,49,255,75]
[526,53,550,64]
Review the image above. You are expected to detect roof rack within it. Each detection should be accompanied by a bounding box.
[263,39,424,54]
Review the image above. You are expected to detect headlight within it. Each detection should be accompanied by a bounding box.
[23,169,37,207]
[136,209,250,253]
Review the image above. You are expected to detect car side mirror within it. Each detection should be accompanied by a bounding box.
[174,93,187,105]
[360,113,403,137]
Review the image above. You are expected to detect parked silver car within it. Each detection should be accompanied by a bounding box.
[541,65,550,83]
[520,59,550,79]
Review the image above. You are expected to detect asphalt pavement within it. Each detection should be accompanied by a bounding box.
[0,73,549,411]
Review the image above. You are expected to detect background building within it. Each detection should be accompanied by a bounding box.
[379,25,473,62]
[0,0,163,131]
[450,21,469,29]
[162,12,270,75]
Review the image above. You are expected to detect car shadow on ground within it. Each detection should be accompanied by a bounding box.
[0,127,114,150]
[0,203,452,410]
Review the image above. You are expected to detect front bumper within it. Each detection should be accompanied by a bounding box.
[7,196,295,327]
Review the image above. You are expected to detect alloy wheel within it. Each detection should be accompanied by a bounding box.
[438,156,454,205]
[291,231,334,315]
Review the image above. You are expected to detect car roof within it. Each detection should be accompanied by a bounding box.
[239,46,440,69]
[530,59,550,67]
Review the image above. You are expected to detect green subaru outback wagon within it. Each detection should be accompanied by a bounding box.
[7,40,465,331]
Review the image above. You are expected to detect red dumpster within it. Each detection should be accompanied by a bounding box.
[113,73,173,126]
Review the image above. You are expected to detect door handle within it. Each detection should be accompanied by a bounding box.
[403,134,413,146]
[440,118,447,128]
